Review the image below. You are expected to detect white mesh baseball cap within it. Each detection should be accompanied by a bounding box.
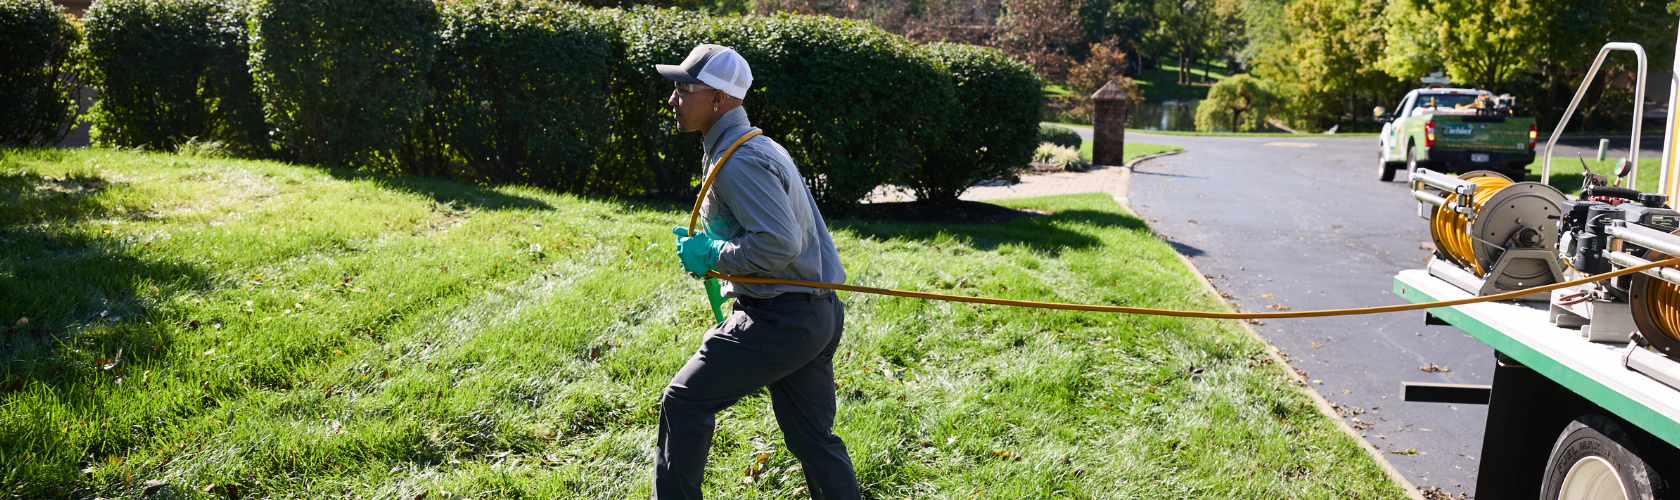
[656,44,753,100]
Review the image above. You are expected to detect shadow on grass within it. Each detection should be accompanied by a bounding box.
[830,208,1148,256]
[323,168,555,211]
[0,172,207,391]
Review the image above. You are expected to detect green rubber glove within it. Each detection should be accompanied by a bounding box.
[672,226,724,277]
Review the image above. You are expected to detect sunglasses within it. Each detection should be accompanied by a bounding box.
[673,82,714,95]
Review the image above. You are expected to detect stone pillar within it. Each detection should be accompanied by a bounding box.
[1092,81,1129,166]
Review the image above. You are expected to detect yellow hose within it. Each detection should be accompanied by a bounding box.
[704,258,1679,319]
[1431,176,1513,276]
[1644,265,1680,344]
[685,136,1680,319]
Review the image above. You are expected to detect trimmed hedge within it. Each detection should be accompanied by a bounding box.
[618,10,955,207]
[250,0,441,167]
[417,0,626,191]
[1038,124,1081,149]
[912,43,1042,203]
[615,7,709,197]
[722,14,954,207]
[0,0,80,147]
[81,0,264,153]
[63,3,1045,207]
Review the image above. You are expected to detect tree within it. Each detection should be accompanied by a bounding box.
[1050,41,1143,122]
[998,0,1086,80]
[1262,0,1406,131]
[867,0,1003,46]
[1195,74,1274,131]
[1379,0,1547,94]
[1104,0,1171,83]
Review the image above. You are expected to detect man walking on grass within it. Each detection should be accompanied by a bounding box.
[654,44,861,500]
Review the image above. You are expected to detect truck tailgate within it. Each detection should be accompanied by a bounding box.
[1430,116,1532,152]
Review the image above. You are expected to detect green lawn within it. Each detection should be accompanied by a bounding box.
[1132,54,1230,101]
[1523,156,1666,196]
[1043,122,1376,139]
[1,148,1404,498]
[1078,140,1183,163]
[1125,129,1378,138]
[1043,53,1225,102]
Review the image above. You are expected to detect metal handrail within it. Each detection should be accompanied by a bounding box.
[1542,42,1648,191]
[1662,22,1680,198]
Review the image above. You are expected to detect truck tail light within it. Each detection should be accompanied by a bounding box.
[1529,123,1537,150]
[1425,121,1435,147]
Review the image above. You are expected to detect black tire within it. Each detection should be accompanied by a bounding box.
[1406,144,1422,176]
[1378,152,1399,182]
[1503,164,1530,182]
[1541,414,1675,500]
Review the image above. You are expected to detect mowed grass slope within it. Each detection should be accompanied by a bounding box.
[1522,156,1662,196]
[1,148,1404,498]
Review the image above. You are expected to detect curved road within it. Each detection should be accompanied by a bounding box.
[1118,131,1662,497]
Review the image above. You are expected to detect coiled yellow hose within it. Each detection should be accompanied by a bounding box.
[1643,265,1680,345]
[1432,176,1514,276]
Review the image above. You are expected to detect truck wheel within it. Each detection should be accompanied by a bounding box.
[1406,145,1422,176]
[1379,152,1400,182]
[1541,414,1674,500]
[1503,165,1530,182]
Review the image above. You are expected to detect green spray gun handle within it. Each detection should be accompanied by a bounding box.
[704,277,727,323]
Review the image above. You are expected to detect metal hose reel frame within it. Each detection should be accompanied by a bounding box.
[1628,242,1680,355]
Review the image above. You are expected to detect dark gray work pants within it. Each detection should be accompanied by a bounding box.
[653,292,860,500]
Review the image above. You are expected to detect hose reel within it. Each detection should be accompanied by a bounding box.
[1598,222,1680,355]
[1412,168,1566,298]
[1630,249,1680,355]
[1550,186,1680,341]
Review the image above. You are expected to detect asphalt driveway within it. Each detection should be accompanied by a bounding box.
[1121,130,1662,497]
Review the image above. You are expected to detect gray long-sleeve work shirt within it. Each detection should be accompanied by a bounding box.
[698,107,846,299]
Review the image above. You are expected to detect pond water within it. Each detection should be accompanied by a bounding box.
[1128,100,1201,132]
[1126,100,1289,133]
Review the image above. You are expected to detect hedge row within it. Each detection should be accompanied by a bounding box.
[415,0,631,193]
[250,0,441,167]
[34,0,1043,206]
[81,0,263,154]
[0,0,80,148]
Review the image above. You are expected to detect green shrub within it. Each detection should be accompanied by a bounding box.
[81,0,264,154]
[1033,142,1088,172]
[1038,124,1081,149]
[613,7,709,197]
[720,14,953,207]
[250,0,440,167]
[617,10,953,207]
[0,0,81,147]
[906,43,1041,203]
[418,0,625,191]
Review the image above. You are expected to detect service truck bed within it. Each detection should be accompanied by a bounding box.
[1394,269,1680,448]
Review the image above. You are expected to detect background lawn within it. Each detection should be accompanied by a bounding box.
[1522,156,1664,196]
[1,148,1402,498]
[1078,140,1182,163]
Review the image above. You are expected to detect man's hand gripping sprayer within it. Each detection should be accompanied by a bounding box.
[673,227,728,322]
